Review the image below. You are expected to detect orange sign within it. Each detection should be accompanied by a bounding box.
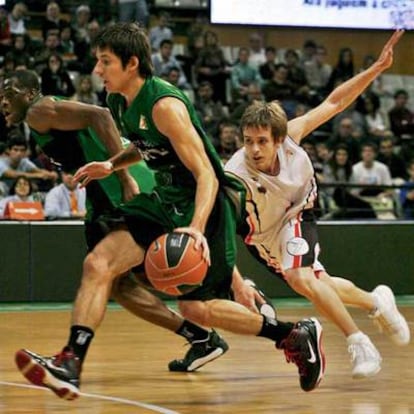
[4,201,45,221]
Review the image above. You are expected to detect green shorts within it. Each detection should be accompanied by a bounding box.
[118,185,238,301]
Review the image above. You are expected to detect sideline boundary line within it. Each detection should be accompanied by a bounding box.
[0,381,180,414]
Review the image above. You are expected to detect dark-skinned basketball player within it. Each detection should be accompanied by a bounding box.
[8,25,325,398]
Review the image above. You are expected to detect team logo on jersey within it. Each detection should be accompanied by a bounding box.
[286,237,309,256]
[139,115,148,130]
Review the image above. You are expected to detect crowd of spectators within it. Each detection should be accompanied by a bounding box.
[0,0,414,220]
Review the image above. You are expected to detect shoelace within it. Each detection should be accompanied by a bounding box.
[348,342,378,364]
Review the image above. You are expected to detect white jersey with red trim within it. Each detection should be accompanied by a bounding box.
[224,136,317,271]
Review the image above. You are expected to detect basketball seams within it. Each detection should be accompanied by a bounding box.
[144,232,208,296]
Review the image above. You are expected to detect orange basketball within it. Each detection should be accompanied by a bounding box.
[144,232,208,296]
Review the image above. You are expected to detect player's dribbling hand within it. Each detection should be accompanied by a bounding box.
[174,227,211,266]
[232,280,265,314]
[73,161,113,187]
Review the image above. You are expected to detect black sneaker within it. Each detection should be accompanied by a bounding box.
[15,347,81,400]
[244,279,277,319]
[169,330,229,372]
[282,317,325,392]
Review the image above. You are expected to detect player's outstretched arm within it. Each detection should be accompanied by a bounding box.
[74,143,142,187]
[288,29,404,143]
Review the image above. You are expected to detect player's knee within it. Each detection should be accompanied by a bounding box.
[178,300,208,326]
[285,268,314,297]
[82,250,111,283]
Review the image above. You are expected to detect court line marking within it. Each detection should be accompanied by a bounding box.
[0,381,180,414]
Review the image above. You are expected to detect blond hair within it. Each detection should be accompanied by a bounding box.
[240,100,287,142]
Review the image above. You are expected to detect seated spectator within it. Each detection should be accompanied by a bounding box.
[328,116,363,164]
[229,82,263,125]
[42,1,67,41]
[259,46,278,81]
[304,44,332,103]
[149,11,173,52]
[194,80,228,147]
[59,23,76,61]
[152,39,189,90]
[299,39,317,69]
[194,30,230,104]
[0,175,36,217]
[0,135,58,195]
[262,63,298,119]
[360,92,393,142]
[315,141,332,167]
[8,2,27,36]
[217,121,241,163]
[326,47,355,93]
[377,137,407,182]
[332,99,367,140]
[321,144,376,219]
[44,169,86,219]
[71,74,100,105]
[162,66,193,96]
[388,89,414,143]
[301,137,323,178]
[230,47,263,105]
[284,48,311,105]
[7,33,34,69]
[350,142,393,198]
[40,53,75,97]
[399,159,414,219]
[71,4,91,47]
[33,30,64,73]
[247,32,266,69]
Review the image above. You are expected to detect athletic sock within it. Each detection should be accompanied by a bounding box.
[175,320,210,342]
[68,325,95,362]
[257,315,294,347]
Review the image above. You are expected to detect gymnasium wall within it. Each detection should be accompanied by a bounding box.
[1,221,413,302]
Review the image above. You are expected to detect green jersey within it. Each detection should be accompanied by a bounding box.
[106,76,244,301]
[30,98,155,220]
[107,76,239,191]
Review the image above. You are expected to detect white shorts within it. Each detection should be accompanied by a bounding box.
[279,211,325,274]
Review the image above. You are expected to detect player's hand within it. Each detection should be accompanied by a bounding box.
[174,226,211,265]
[232,280,265,313]
[73,161,113,187]
[376,29,404,71]
[117,172,140,202]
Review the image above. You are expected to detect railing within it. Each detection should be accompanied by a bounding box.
[317,182,413,220]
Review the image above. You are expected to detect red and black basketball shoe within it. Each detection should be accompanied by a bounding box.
[282,317,325,392]
[15,347,81,400]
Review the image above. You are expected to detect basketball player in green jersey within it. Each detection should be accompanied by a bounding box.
[1,71,280,378]
[12,24,324,398]
[1,69,244,370]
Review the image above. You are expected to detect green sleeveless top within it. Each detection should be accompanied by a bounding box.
[30,97,155,220]
[107,76,236,189]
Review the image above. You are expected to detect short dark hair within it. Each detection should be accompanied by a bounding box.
[4,70,40,92]
[93,22,153,77]
[7,134,28,150]
[394,89,408,99]
[159,39,173,48]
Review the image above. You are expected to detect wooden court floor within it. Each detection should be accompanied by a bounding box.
[0,304,413,414]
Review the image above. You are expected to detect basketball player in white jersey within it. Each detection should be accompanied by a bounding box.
[225,30,410,379]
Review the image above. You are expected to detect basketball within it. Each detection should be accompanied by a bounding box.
[144,232,208,296]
